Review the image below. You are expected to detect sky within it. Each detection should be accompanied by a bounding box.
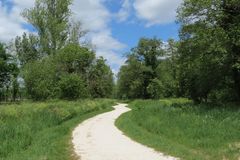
[0,0,183,74]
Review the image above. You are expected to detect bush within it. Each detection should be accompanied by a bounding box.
[23,59,58,100]
[54,44,95,76]
[59,74,88,99]
[22,44,114,100]
[147,78,164,99]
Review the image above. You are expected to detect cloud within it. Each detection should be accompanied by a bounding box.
[11,0,35,22]
[0,0,126,73]
[0,0,182,74]
[12,0,34,9]
[0,1,27,42]
[90,30,126,68]
[0,0,35,42]
[133,0,182,26]
[71,0,110,32]
[116,0,131,22]
[71,0,127,72]
[91,30,126,51]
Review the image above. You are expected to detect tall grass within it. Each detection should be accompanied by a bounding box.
[0,99,115,160]
[116,99,240,160]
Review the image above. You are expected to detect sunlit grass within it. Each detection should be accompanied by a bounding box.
[0,99,115,160]
[116,99,240,160]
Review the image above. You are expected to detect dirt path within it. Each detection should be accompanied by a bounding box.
[72,103,177,160]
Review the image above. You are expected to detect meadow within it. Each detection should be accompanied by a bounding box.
[0,99,115,160]
[116,99,240,160]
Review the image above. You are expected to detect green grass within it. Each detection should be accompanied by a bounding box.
[116,99,240,160]
[0,99,116,160]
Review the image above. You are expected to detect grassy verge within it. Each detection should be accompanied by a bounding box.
[0,99,115,160]
[116,99,240,160]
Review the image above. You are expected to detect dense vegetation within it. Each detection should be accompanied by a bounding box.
[1,0,240,159]
[116,2,240,158]
[0,0,114,102]
[0,99,115,160]
[117,0,240,103]
[1,0,239,103]
[116,99,240,160]
[0,43,19,101]
[117,38,179,99]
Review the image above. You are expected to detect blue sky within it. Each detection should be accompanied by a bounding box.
[0,0,182,74]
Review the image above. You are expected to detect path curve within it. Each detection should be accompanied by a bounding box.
[72,103,177,160]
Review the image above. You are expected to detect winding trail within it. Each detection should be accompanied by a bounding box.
[72,103,177,160]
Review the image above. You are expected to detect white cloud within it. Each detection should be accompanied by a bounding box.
[0,0,35,42]
[133,0,182,26]
[91,30,126,51]
[71,0,127,71]
[12,0,34,9]
[0,1,28,42]
[0,0,182,73]
[11,0,35,22]
[71,0,110,32]
[117,0,131,22]
[0,0,126,73]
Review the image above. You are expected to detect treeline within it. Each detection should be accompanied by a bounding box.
[117,38,179,99]
[117,0,240,103]
[0,0,113,101]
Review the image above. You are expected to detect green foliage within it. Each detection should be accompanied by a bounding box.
[146,78,163,99]
[117,54,146,99]
[89,57,114,98]
[22,43,113,100]
[22,0,73,55]
[155,60,178,97]
[55,44,95,77]
[14,0,114,100]
[0,43,19,102]
[15,33,41,66]
[23,59,58,100]
[137,38,164,71]
[117,38,178,99]
[177,0,240,102]
[59,74,88,99]
[0,43,10,89]
[116,99,240,160]
[0,99,115,160]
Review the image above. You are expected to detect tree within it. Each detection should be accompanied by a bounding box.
[59,74,88,99]
[155,60,178,98]
[22,0,82,55]
[88,57,114,98]
[0,43,19,101]
[15,33,41,66]
[54,44,95,78]
[147,78,164,99]
[117,38,171,99]
[22,43,114,100]
[137,38,164,72]
[7,0,117,101]
[220,0,240,100]
[23,58,58,100]
[177,0,240,102]
[0,43,10,101]
[154,39,180,98]
[117,54,148,99]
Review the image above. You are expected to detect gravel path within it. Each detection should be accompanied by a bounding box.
[72,103,177,160]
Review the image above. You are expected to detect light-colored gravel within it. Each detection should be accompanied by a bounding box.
[72,103,178,160]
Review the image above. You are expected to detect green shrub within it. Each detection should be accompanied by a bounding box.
[23,59,58,100]
[59,74,88,99]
